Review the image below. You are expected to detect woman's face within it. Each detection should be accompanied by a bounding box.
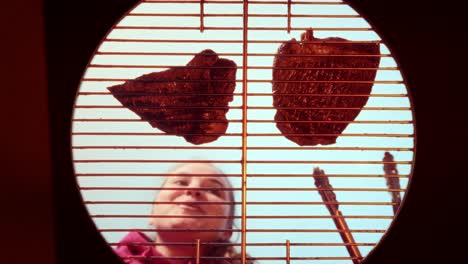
[150,163,233,242]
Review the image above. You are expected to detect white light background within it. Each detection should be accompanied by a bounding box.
[72,0,414,263]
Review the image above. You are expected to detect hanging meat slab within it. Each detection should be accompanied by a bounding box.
[107,49,237,145]
[273,29,381,146]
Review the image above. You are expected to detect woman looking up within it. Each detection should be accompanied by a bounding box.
[115,163,254,264]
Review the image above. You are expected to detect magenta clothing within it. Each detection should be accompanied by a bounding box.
[115,231,194,264]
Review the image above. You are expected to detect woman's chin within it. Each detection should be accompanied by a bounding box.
[158,220,221,240]
[172,219,200,228]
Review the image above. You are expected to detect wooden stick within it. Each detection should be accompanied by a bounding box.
[313,167,362,264]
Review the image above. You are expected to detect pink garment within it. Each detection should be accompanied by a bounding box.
[115,231,194,264]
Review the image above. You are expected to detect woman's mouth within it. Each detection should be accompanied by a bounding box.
[178,203,203,213]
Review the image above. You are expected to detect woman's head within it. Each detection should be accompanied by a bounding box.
[150,163,235,244]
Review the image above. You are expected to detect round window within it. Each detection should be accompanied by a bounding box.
[72,1,415,263]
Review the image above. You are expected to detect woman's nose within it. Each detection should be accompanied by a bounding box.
[185,187,201,197]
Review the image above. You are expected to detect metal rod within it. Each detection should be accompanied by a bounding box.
[95,52,390,57]
[248,106,410,110]
[248,160,410,164]
[286,239,291,264]
[241,1,249,263]
[73,159,410,165]
[78,92,407,98]
[248,147,412,151]
[74,105,410,111]
[76,173,408,178]
[71,132,413,138]
[95,51,390,57]
[81,187,241,191]
[89,63,398,70]
[90,214,393,219]
[74,105,241,109]
[246,119,411,123]
[247,173,409,178]
[244,242,376,247]
[141,0,345,4]
[196,239,201,264]
[100,228,385,233]
[245,133,413,138]
[127,14,358,18]
[72,146,413,151]
[287,0,292,33]
[72,119,234,122]
[84,201,397,206]
[72,132,240,136]
[109,242,376,247]
[114,26,372,31]
[143,0,242,3]
[82,78,398,84]
[242,0,345,4]
[72,146,243,150]
[95,51,241,56]
[87,201,240,205]
[105,38,243,43]
[121,255,362,260]
[80,187,405,192]
[199,0,204,32]
[249,257,363,260]
[104,38,380,44]
[72,119,412,124]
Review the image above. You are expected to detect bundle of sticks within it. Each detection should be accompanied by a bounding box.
[383,151,402,215]
[312,152,403,263]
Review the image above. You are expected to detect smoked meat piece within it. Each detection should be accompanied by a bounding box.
[273,29,380,146]
[107,49,237,145]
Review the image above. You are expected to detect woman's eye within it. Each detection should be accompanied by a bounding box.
[173,179,188,186]
[206,187,222,197]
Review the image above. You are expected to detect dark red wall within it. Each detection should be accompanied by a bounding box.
[1,1,53,264]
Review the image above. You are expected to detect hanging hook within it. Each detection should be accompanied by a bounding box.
[200,0,205,32]
[287,0,292,33]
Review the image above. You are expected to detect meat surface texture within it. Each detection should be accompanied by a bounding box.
[273,29,380,146]
[107,49,237,145]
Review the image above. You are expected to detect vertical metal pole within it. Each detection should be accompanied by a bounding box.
[286,240,291,264]
[287,0,292,33]
[241,1,249,264]
[200,0,205,32]
[196,239,201,264]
